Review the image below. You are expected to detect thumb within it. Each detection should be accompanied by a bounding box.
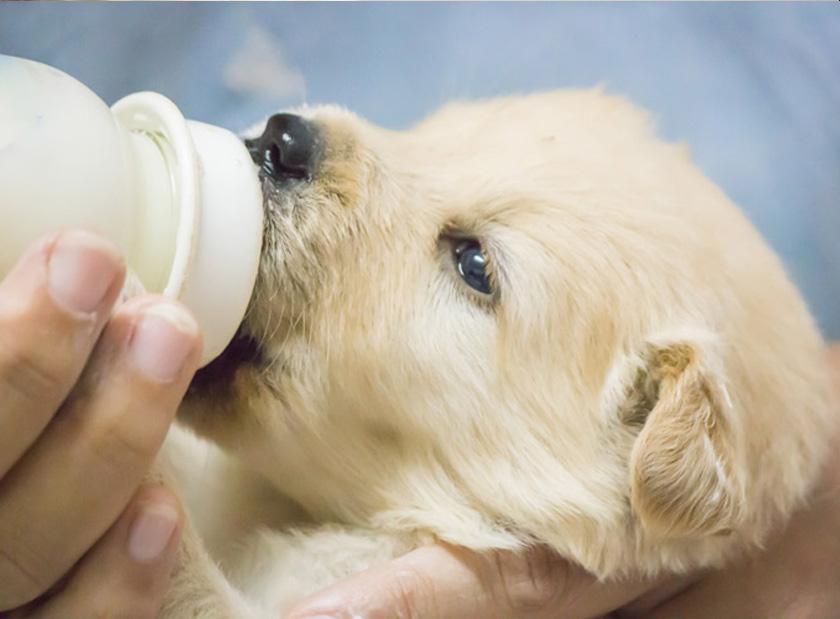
[285,543,658,619]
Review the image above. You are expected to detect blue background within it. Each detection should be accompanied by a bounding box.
[2,2,839,336]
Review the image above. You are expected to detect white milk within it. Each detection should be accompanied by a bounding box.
[0,56,264,364]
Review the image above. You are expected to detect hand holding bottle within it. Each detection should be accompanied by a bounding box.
[0,230,201,617]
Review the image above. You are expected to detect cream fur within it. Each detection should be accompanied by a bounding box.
[159,90,835,617]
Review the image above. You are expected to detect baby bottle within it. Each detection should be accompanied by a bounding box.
[0,55,264,365]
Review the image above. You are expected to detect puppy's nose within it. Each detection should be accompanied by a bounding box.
[245,113,321,182]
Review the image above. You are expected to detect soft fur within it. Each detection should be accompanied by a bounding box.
[155,90,834,617]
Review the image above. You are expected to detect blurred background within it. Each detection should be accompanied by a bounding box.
[2,3,839,336]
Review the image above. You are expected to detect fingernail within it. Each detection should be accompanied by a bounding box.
[129,303,198,382]
[47,230,122,314]
[127,502,179,563]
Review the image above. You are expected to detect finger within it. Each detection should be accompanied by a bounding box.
[0,229,125,475]
[285,543,657,619]
[27,485,182,619]
[0,296,201,610]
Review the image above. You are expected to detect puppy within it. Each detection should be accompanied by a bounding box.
[159,90,835,617]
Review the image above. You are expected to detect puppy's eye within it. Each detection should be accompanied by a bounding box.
[453,239,492,295]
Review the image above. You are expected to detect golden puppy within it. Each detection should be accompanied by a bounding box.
[159,90,834,617]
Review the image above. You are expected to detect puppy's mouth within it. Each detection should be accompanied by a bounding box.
[187,327,265,397]
[187,114,322,398]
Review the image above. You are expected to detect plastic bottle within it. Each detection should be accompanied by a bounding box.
[0,55,264,365]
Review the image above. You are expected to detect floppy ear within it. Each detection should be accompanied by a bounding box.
[619,337,746,538]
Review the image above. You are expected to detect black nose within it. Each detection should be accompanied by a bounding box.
[245,113,321,182]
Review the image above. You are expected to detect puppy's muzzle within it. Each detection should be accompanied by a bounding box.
[245,113,322,183]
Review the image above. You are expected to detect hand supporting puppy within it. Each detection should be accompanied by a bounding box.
[0,231,202,617]
[285,348,840,619]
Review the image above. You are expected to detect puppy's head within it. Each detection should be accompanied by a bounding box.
[183,91,832,576]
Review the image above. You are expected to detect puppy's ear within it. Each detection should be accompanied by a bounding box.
[618,336,746,538]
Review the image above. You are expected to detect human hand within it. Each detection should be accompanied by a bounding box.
[284,541,665,619]
[286,346,840,619]
[0,230,202,617]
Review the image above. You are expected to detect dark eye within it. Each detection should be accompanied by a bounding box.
[453,239,492,295]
